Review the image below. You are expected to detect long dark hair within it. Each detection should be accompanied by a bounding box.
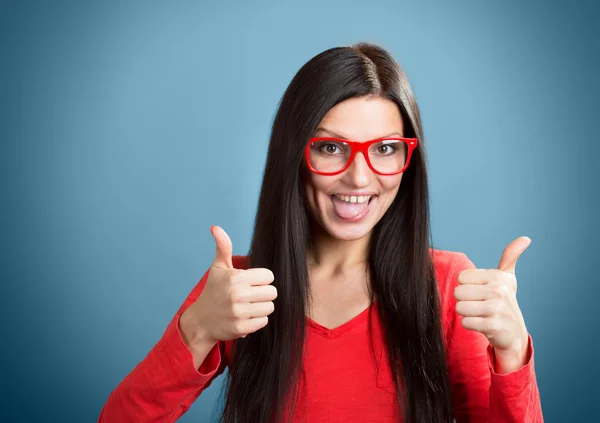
[221,43,453,423]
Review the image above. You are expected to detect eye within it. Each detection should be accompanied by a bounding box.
[375,143,397,155]
[320,142,342,154]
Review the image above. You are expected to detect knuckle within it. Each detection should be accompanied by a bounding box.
[491,284,508,299]
[233,322,246,337]
[224,279,238,293]
[224,290,236,306]
[227,287,238,303]
[231,303,243,318]
[249,317,267,333]
[486,318,501,333]
[229,270,244,285]
[229,286,245,303]
[487,301,501,315]
[489,271,502,284]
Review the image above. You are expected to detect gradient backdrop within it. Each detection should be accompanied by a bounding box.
[2,1,598,422]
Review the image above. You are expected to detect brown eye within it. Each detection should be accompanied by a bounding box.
[321,143,341,154]
[377,145,390,154]
[375,144,396,155]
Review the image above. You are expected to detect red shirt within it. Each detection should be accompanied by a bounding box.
[98,250,543,422]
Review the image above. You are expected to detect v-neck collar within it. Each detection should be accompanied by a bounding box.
[305,301,377,339]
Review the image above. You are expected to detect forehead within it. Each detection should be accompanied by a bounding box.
[315,96,405,141]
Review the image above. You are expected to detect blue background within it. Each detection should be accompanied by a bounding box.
[1,1,598,422]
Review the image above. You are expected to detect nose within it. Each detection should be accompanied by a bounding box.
[343,152,372,187]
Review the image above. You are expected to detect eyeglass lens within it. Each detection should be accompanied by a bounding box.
[309,139,408,174]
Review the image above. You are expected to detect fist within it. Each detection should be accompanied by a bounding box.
[454,237,532,372]
[181,226,277,344]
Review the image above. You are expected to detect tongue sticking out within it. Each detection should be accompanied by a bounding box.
[332,196,370,219]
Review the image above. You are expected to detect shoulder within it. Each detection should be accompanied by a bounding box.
[429,249,477,335]
[429,248,475,283]
[429,248,477,298]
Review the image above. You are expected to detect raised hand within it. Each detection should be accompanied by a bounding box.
[179,226,277,358]
[454,236,532,373]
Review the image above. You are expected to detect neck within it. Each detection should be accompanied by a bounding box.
[307,224,372,271]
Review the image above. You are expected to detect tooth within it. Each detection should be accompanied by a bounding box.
[350,196,357,203]
[344,196,350,202]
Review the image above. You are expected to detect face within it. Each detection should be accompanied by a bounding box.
[304,96,406,241]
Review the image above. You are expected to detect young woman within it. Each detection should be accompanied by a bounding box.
[99,43,543,422]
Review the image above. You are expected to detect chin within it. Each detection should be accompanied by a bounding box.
[320,220,375,241]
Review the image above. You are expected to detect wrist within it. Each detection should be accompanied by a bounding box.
[179,309,217,349]
[493,335,529,374]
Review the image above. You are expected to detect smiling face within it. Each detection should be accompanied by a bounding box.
[304,96,406,241]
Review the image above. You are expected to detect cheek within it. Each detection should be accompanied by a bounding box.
[305,174,334,199]
[376,175,403,211]
[304,174,342,220]
[381,174,403,195]
[304,175,326,214]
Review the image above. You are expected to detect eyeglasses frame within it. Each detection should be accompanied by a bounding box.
[304,136,418,176]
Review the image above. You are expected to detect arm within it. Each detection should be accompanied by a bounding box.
[98,268,228,423]
[445,253,543,422]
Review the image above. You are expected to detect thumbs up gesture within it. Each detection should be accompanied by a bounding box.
[180,226,277,347]
[454,236,532,373]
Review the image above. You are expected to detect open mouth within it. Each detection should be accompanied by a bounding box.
[333,194,373,204]
[331,194,376,221]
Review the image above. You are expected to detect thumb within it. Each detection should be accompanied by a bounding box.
[210,225,233,269]
[498,236,531,274]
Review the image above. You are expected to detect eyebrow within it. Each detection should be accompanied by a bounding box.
[314,127,404,139]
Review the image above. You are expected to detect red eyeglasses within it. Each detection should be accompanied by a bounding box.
[305,137,418,176]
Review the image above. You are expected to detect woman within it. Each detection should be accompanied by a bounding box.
[99,43,543,422]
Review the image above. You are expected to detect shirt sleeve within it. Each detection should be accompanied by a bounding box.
[445,253,544,423]
[98,267,228,423]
